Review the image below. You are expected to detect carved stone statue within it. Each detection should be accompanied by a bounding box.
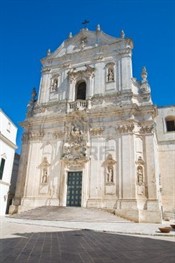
[108,68,114,82]
[42,168,48,183]
[104,154,116,183]
[39,157,50,184]
[53,79,58,90]
[137,166,143,186]
[107,166,114,183]
[137,165,145,196]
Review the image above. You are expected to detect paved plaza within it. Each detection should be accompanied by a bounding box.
[1,207,175,262]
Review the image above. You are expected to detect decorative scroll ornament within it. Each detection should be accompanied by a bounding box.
[116,123,134,133]
[28,130,44,140]
[90,127,104,136]
[67,65,95,83]
[139,124,154,134]
[53,131,64,139]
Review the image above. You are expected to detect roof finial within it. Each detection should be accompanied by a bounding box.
[141,66,148,82]
[120,30,125,39]
[47,49,51,56]
[69,32,73,39]
[96,24,101,32]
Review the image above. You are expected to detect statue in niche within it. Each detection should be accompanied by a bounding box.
[107,166,114,183]
[51,78,58,91]
[137,165,145,195]
[39,157,50,184]
[104,154,116,183]
[107,68,114,82]
[137,166,143,186]
[42,168,48,183]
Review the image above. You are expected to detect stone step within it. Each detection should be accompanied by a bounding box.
[10,206,129,222]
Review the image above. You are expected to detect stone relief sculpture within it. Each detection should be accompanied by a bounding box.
[62,119,89,167]
[107,68,114,82]
[39,157,50,184]
[104,154,116,184]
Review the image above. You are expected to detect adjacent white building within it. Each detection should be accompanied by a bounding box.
[10,26,175,222]
[0,109,17,215]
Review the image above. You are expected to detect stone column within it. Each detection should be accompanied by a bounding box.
[144,134,160,206]
[9,134,30,214]
[120,53,133,91]
[38,71,51,104]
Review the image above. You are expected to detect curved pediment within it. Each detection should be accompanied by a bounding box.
[42,28,132,63]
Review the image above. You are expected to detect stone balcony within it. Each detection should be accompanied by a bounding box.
[67,100,89,113]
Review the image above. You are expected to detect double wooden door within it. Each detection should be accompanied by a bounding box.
[66,172,82,207]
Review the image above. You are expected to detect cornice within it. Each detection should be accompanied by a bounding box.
[0,132,17,150]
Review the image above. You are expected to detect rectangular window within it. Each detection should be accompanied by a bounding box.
[0,158,5,180]
[166,120,175,132]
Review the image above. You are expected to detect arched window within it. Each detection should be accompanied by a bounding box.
[165,116,175,132]
[76,81,86,100]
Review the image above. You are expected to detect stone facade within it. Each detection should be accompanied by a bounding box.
[10,26,175,223]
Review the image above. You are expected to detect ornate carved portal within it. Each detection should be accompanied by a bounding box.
[62,115,89,168]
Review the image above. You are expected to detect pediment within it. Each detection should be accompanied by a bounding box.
[43,29,121,60]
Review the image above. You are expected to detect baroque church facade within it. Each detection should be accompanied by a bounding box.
[10,26,175,223]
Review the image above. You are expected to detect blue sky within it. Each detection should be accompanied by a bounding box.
[0,0,174,153]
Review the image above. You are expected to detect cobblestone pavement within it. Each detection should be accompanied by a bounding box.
[1,207,175,263]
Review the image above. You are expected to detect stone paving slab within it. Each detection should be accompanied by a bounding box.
[4,206,175,238]
[1,216,175,241]
[1,207,175,262]
[0,223,175,263]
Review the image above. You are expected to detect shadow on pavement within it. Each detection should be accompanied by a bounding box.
[0,229,175,263]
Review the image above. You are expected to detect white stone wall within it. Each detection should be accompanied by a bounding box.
[156,106,175,217]
[0,109,17,215]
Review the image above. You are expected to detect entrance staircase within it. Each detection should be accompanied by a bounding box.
[9,206,129,222]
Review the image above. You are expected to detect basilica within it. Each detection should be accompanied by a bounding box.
[10,26,175,223]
